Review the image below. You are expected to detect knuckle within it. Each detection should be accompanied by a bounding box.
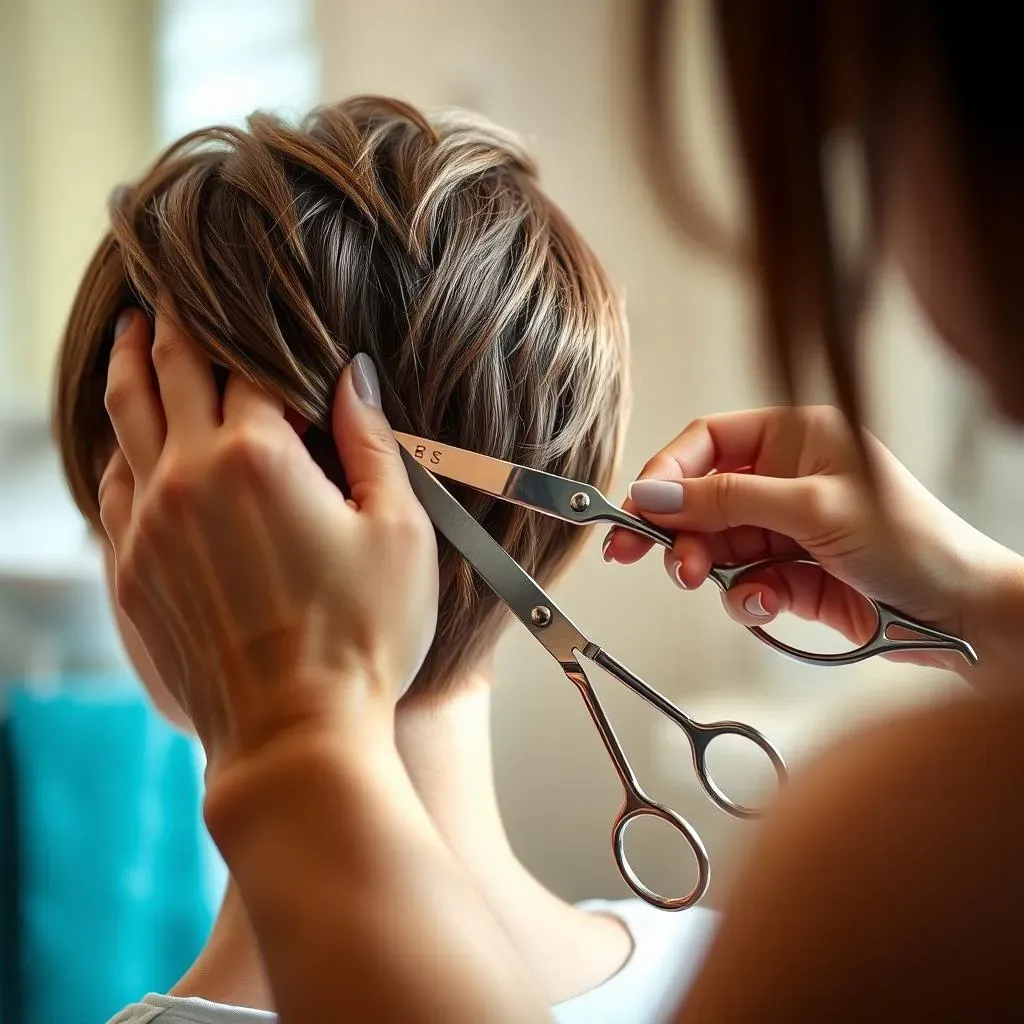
[382,501,434,546]
[638,451,678,483]
[155,456,196,505]
[807,404,849,440]
[150,333,179,372]
[363,421,400,459]
[711,472,740,527]
[409,504,436,542]
[795,476,837,533]
[219,428,280,481]
[688,415,710,437]
[104,377,133,420]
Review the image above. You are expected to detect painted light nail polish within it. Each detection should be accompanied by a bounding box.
[601,530,615,562]
[114,308,135,339]
[744,592,769,617]
[628,479,684,514]
[670,560,688,590]
[352,352,382,409]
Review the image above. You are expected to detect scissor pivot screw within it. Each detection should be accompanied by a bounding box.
[530,605,553,628]
[569,492,590,513]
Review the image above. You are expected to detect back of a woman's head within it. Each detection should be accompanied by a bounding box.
[57,95,629,696]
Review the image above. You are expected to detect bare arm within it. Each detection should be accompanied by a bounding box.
[209,682,1024,1023]
[672,690,1024,1022]
[205,716,552,1024]
[99,320,549,1023]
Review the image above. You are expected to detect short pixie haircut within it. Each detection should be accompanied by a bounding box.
[56,95,629,696]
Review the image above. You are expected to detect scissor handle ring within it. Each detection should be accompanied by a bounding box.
[612,796,710,912]
[688,719,789,820]
[710,558,978,667]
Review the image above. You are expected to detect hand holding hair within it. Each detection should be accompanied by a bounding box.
[98,309,550,1022]
[98,309,439,781]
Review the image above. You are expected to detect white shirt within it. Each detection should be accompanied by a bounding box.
[107,899,718,1024]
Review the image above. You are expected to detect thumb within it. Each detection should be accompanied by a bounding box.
[629,471,828,540]
[332,354,410,510]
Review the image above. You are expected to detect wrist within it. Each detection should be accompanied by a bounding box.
[204,719,405,859]
[202,671,399,846]
[958,552,1024,688]
[202,663,396,785]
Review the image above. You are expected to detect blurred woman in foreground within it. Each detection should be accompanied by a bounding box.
[89,2,1024,1020]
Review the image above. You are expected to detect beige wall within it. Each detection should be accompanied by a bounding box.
[0,0,155,411]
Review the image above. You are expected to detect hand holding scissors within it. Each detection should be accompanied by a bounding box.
[399,431,978,669]
[608,407,987,674]
[396,429,977,911]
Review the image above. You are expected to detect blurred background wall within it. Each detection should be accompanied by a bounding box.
[1,0,1022,1010]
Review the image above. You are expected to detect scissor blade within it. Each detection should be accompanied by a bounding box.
[395,432,674,550]
[399,448,590,664]
[394,432,519,499]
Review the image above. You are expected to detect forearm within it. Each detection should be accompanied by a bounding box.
[205,719,549,1024]
[961,551,1024,689]
[670,693,1024,1022]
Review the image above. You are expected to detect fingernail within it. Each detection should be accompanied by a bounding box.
[601,530,615,562]
[628,479,684,514]
[114,308,135,340]
[670,559,689,590]
[744,592,770,617]
[351,352,382,409]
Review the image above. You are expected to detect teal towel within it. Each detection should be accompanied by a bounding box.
[0,717,21,1023]
[7,680,227,1024]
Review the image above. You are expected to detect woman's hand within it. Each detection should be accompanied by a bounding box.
[606,405,1024,678]
[98,310,439,781]
[97,310,552,1023]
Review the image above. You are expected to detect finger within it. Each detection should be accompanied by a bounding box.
[151,314,219,441]
[721,562,878,646]
[332,353,413,511]
[628,470,838,542]
[105,309,164,483]
[97,449,134,555]
[634,407,804,483]
[222,373,285,428]
[605,513,780,567]
[606,408,804,564]
[607,499,802,569]
[604,526,654,565]
[606,424,722,564]
[705,524,804,571]
[661,540,712,590]
[721,582,786,625]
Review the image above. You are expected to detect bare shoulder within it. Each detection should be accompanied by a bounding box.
[675,688,1024,1023]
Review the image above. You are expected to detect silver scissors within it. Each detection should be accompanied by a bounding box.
[397,433,789,911]
[397,433,978,670]
[396,433,976,911]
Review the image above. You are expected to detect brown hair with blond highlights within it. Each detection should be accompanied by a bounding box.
[56,95,629,696]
